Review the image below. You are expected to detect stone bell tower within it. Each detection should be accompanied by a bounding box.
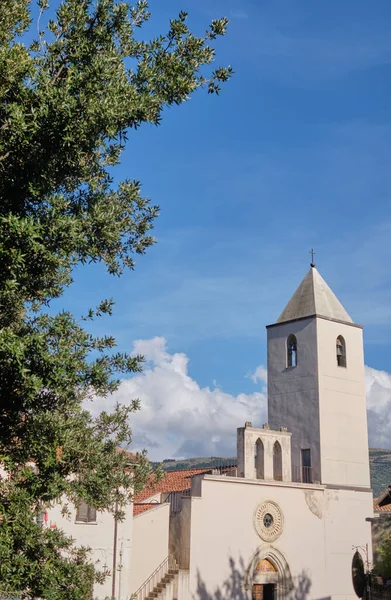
[267,263,371,488]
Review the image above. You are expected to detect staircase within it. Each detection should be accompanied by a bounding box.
[146,566,178,600]
[133,555,179,600]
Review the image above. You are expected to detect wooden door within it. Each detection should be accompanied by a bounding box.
[252,584,275,600]
[252,585,264,600]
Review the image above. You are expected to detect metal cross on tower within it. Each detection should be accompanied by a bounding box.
[310,248,316,267]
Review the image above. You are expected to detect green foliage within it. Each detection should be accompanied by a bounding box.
[0,1,231,597]
[374,534,391,580]
[0,487,95,600]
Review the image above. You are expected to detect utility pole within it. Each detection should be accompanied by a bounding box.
[112,502,118,600]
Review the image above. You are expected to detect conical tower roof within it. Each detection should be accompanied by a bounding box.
[277,266,353,324]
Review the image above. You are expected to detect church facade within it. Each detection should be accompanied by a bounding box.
[167,265,373,600]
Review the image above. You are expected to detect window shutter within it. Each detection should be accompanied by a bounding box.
[76,499,88,522]
[88,505,97,523]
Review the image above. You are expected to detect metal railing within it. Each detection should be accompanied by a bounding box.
[132,554,176,600]
[370,581,391,600]
[160,458,237,474]
[209,458,237,472]
[292,465,313,484]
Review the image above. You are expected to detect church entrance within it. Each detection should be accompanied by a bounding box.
[247,552,292,600]
[252,584,275,600]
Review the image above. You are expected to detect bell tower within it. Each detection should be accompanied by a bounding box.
[267,264,370,488]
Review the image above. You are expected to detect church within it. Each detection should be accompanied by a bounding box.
[131,263,374,600]
[46,264,375,600]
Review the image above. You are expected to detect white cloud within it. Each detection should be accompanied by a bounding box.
[89,339,391,461]
[247,365,268,386]
[90,337,267,461]
[365,365,391,449]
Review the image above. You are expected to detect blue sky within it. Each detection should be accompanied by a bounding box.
[53,0,391,396]
[34,0,391,457]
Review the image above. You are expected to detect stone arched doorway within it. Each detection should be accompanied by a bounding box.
[245,546,293,600]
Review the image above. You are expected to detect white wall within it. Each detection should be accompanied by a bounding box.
[130,503,170,594]
[177,571,190,600]
[316,318,371,487]
[267,317,322,482]
[47,499,133,600]
[186,474,373,600]
[324,488,373,597]
[267,315,371,489]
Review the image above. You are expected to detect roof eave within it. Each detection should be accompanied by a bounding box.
[266,314,363,330]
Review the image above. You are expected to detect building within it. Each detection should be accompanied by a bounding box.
[47,499,133,600]
[130,264,374,600]
[44,450,136,600]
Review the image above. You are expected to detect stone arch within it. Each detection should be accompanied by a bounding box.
[254,438,264,479]
[273,441,283,481]
[245,545,293,600]
[336,335,347,368]
[287,334,297,367]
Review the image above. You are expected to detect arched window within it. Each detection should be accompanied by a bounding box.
[336,335,346,368]
[254,439,264,479]
[287,334,297,367]
[273,441,283,481]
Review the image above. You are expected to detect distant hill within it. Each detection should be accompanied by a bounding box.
[370,449,391,497]
[153,449,391,498]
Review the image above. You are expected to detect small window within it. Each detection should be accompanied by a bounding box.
[287,334,297,367]
[336,336,346,368]
[301,449,312,483]
[76,499,97,523]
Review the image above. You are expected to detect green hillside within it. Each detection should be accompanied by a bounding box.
[370,449,391,498]
[155,449,391,498]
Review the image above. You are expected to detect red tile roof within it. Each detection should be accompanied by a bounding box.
[134,468,212,504]
[134,503,161,516]
[374,485,391,512]
[116,447,138,461]
[374,503,391,512]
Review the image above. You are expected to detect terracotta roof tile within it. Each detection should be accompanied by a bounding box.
[134,468,212,503]
[375,486,391,507]
[374,503,391,512]
[116,447,138,460]
[374,485,391,512]
[133,503,161,516]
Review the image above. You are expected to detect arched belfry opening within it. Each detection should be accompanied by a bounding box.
[286,334,297,367]
[237,423,292,482]
[273,441,282,481]
[246,546,293,600]
[254,439,264,479]
[336,335,346,368]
